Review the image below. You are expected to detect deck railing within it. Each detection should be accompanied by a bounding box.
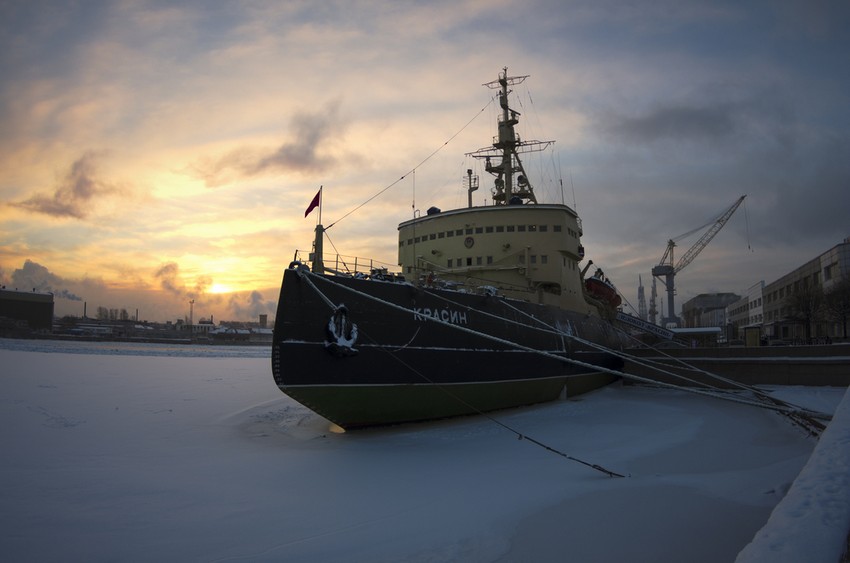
[292,250,398,277]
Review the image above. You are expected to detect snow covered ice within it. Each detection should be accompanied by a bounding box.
[1,338,847,562]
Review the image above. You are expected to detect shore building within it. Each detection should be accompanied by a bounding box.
[0,288,54,331]
[681,293,740,329]
[762,237,850,342]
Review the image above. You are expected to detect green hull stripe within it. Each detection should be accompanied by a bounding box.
[281,372,616,428]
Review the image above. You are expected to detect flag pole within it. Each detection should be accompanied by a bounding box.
[313,186,324,274]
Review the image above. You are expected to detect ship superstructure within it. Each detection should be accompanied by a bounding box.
[272,68,625,429]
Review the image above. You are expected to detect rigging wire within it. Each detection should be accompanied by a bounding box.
[322,231,352,274]
[515,85,547,200]
[522,82,563,202]
[570,170,578,212]
[619,291,641,318]
[326,96,496,231]
[744,197,753,252]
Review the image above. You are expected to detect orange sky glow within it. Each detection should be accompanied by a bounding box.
[2,1,849,322]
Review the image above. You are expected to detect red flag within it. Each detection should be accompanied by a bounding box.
[305,187,321,217]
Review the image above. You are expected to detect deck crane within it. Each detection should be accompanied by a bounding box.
[651,195,746,327]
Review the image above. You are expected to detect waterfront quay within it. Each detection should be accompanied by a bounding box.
[624,344,850,388]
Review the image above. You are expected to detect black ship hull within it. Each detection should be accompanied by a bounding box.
[272,267,625,429]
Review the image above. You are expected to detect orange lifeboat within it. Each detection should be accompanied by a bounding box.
[585,271,622,308]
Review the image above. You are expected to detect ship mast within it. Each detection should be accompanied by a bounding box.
[467,67,553,206]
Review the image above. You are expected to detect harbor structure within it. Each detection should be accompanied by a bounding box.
[681,293,740,329]
[762,237,850,342]
[0,288,54,331]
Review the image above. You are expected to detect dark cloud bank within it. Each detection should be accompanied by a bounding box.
[595,95,850,248]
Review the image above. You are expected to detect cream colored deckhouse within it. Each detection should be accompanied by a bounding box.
[397,68,596,316]
[398,204,592,313]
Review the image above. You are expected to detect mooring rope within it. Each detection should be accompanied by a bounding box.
[606,329,830,433]
[296,268,626,478]
[295,267,836,476]
[303,270,660,386]
[300,268,831,437]
[415,283,829,434]
[359,327,626,478]
[496,299,829,435]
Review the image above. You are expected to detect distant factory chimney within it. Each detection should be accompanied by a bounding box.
[259,314,268,328]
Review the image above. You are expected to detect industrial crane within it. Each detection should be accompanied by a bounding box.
[637,275,647,321]
[651,195,746,327]
[649,277,658,325]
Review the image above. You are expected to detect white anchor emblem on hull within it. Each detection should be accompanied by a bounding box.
[325,304,359,357]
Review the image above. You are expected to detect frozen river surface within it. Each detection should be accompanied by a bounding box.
[0,338,846,562]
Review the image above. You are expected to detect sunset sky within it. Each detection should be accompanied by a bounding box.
[2,0,849,323]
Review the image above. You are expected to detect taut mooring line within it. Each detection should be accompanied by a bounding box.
[298,269,626,478]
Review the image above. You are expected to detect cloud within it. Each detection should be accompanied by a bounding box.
[756,134,850,243]
[8,259,82,300]
[190,100,343,187]
[155,262,182,295]
[603,102,737,143]
[12,151,123,219]
[595,87,802,154]
[227,290,276,320]
[154,261,211,300]
[154,263,275,321]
